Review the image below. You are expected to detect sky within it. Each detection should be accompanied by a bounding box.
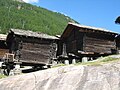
[23,0,120,33]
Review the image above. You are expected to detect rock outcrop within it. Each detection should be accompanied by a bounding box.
[0,60,120,90]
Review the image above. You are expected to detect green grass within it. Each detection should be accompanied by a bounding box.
[0,74,7,79]
[75,55,120,66]
[52,64,66,68]
[101,57,119,62]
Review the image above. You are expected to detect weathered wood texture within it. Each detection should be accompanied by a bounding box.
[65,30,106,55]
[56,41,63,56]
[19,42,56,64]
[6,29,58,65]
[83,34,116,54]
[59,23,118,58]
[65,30,84,54]
[10,37,57,65]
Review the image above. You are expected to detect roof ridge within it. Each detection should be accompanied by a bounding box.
[68,22,118,34]
[10,28,58,40]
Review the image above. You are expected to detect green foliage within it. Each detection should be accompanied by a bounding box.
[0,0,78,35]
[115,16,120,24]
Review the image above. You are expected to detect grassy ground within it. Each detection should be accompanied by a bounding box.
[0,74,7,79]
[52,55,120,68]
[52,64,66,68]
[75,56,119,66]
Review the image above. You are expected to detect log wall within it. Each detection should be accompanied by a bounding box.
[65,30,84,54]
[20,43,50,64]
[7,35,57,65]
[83,34,116,54]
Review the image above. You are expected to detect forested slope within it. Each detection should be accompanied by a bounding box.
[0,0,78,35]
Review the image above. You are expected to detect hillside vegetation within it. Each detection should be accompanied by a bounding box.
[0,0,78,35]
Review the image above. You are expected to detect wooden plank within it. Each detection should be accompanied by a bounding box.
[84,46,112,54]
[85,40,115,45]
[83,35,116,54]
[78,50,94,54]
[85,44,115,48]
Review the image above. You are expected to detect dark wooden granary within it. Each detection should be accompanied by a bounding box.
[0,34,9,60]
[6,29,58,66]
[57,22,118,62]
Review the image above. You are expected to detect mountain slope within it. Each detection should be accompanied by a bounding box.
[0,0,78,35]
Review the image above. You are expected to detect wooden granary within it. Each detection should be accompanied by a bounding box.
[6,29,58,67]
[57,22,118,62]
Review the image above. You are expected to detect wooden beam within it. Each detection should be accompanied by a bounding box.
[78,50,94,54]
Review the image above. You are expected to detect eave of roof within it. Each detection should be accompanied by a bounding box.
[10,29,58,40]
[0,34,7,41]
[61,22,118,40]
[68,22,118,34]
